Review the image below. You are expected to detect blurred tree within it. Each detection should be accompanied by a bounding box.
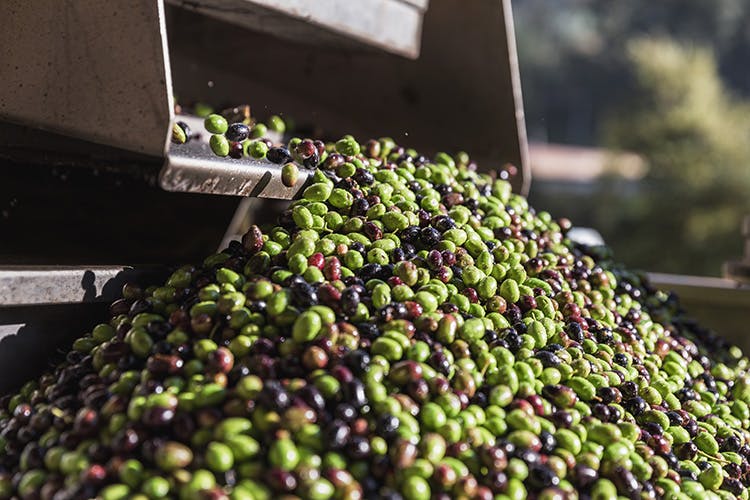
[514,0,750,144]
[598,37,750,274]
[516,1,750,274]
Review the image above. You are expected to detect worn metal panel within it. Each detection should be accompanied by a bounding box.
[0,0,174,157]
[1,0,527,194]
[0,266,170,392]
[167,0,427,59]
[0,266,166,306]
[162,141,313,198]
[168,0,530,195]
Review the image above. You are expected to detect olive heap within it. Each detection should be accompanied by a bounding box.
[2,115,750,500]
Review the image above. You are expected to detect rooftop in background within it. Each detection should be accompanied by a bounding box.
[529,142,646,182]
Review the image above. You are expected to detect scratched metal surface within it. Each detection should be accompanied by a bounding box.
[168,0,530,195]
[0,266,167,306]
[162,140,313,198]
[167,0,428,59]
[0,0,528,198]
[0,0,174,157]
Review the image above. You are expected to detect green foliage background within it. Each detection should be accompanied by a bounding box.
[516,0,750,275]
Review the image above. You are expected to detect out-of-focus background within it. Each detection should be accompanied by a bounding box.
[514,0,750,276]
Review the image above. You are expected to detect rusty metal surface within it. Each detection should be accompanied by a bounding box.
[162,141,313,198]
[0,267,167,306]
[167,0,427,59]
[0,0,174,157]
